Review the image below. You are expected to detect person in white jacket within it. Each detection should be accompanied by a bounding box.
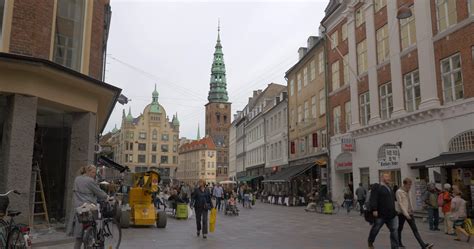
[395,178,433,249]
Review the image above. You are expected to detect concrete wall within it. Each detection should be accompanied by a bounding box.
[0,94,37,223]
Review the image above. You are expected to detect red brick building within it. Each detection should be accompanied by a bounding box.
[322,0,474,206]
[0,0,119,224]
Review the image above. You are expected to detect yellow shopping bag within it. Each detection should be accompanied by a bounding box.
[209,208,217,233]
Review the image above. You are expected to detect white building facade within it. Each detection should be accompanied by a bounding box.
[324,0,474,208]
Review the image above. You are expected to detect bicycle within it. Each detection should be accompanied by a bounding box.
[78,199,121,249]
[0,190,32,249]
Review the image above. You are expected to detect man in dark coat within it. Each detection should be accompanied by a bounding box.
[367,172,399,249]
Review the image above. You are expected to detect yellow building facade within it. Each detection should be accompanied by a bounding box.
[112,86,179,183]
[177,136,217,185]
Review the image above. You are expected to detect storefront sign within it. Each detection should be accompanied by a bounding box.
[335,152,352,171]
[378,144,400,167]
[341,137,356,152]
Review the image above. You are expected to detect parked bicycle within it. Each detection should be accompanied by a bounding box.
[77,198,121,249]
[0,190,32,249]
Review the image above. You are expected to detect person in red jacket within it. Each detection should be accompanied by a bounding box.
[441,183,455,235]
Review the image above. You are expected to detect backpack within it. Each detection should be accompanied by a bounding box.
[437,193,444,207]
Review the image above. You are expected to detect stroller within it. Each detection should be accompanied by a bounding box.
[224,197,239,216]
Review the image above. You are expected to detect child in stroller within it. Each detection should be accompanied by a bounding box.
[225,195,239,216]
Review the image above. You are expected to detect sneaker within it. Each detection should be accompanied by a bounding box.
[434,228,440,231]
[368,243,374,249]
[203,234,207,239]
[197,231,200,237]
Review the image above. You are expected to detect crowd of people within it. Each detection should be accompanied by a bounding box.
[364,172,470,249]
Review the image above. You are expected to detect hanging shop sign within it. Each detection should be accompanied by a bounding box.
[341,137,356,152]
[335,152,352,171]
[377,144,400,167]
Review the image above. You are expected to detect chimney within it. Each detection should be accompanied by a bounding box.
[298,47,308,60]
[257,89,263,95]
[307,36,318,49]
[253,90,258,97]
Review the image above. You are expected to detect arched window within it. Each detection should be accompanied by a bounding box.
[448,130,474,152]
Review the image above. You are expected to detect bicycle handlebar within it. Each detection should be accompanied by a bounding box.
[0,190,21,196]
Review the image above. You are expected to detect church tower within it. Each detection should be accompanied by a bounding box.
[205,21,231,181]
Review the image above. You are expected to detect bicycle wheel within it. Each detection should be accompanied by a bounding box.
[82,226,97,249]
[103,219,121,249]
[0,219,9,249]
[6,227,26,249]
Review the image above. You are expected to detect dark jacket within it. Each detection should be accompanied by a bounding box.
[192,187,212,210]
[369,183,397,219]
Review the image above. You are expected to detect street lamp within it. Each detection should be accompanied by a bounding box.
[396,6,413,20]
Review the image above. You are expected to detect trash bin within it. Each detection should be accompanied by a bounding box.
[176,203,188,219]
[323,201,333,214]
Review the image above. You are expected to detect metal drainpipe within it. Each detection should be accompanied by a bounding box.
[321,23,332,201]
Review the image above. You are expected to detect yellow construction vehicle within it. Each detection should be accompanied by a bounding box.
[119,171,167,228]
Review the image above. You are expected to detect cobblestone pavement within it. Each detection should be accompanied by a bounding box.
[36,202,473,249]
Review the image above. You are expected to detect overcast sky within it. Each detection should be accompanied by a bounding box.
[104,0,328,138]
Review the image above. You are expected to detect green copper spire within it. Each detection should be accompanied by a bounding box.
[126,107,133,121]
[172,112,180,126]
[112,124,118,133]
[197,123,201,140]
[207,20,229,103]
[150,84,161,113]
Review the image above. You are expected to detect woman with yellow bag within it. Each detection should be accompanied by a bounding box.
[191,180,213,239]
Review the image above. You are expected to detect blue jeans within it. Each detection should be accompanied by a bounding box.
[368,216,399,249]
[427,208,439,230]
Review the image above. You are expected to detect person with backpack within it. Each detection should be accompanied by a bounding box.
[423,183,440,231]
[367,172,399,249]
[396,178,434,249]
[451,185,470,242]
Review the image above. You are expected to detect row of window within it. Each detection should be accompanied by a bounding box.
[289,52,324,96]
[265,109,287,134]
[332,0,473,81]
[124,142,177,153]
[246,146,265,166]
[125,130,177,142]
[125,154,177,164]
[291,89,326,126]
[332,52,465,133]
[290,130,327,156]
[246,123,264,144]
[267,141,284,162]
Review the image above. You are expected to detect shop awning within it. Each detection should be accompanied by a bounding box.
[263,163,315,183]
[409,151,474,169]
[237,175,263,183]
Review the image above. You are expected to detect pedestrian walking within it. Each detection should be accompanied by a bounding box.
[451,185,471,242]
[440,183,455,235]
[212,183,224,211]
[356,183,367,215]
[343,186,354,214]
[367,172,399,249]
[423,183,440,231]
[396,178,434,249]
[192,179,212,239]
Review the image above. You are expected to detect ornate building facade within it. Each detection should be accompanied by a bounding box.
[205,24,231,182]
[112,85,180,183]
